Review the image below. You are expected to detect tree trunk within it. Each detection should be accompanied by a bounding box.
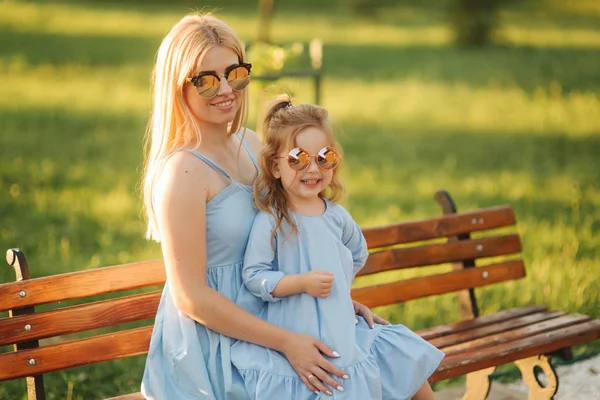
[257,0,274,43]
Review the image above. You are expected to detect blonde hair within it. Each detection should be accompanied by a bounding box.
[142,13,249,241]
[255,95,346,241]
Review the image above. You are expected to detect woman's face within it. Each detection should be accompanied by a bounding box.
[183,46,245,128]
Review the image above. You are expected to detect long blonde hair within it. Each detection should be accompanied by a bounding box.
[255,95,346,241]
[142,13,249,241]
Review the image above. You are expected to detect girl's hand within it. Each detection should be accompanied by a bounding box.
[281,332,347,395]
[302,270,334,298]
[352,300,390,328]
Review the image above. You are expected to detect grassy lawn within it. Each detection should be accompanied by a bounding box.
[1,0,599,398]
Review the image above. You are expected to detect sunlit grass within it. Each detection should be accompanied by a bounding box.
[325,79,600,136]
[0,2,180,38]
[0,1,450,45]
[1,0,599,398]
[3,62,599,135]
[3,0,600,47]
[502,26,600,47]
[0,63,148,114]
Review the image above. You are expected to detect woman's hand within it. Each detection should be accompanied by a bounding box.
[352,300,390,328]
[281,332,347,395]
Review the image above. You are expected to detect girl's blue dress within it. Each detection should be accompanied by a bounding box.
[141,139,258,400]
[231,200,444,400]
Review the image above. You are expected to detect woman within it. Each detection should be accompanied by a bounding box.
[140,13,387,400]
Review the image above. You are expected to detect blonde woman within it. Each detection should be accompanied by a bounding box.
[140,14,385,399]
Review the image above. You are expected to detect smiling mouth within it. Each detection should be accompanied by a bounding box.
[301,179,321,186]
[211,99,234,108]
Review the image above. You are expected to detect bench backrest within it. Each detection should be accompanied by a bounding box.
[355,204,524,309]
[0,254,164,386]
[0,194,524,391]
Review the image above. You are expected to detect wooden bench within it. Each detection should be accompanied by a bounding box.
[1,190,599,400]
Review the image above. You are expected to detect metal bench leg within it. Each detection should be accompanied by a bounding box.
[514,355,558,400]
[463,366,496,400]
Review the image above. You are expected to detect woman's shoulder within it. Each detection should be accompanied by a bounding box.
[161,150,211,180]
[154,150,212,202]
[163,148,202,167]
[239,128,262,156]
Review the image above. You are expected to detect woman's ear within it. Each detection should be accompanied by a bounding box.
[271,160,281,179]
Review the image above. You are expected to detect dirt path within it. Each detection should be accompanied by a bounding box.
[435,354,600,399]
[508,353,600,400]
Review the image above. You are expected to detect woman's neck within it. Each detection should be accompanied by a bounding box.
[192,122,232,151]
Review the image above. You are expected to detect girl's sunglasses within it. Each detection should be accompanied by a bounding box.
[277,146,341,171]
[187,62,252,99]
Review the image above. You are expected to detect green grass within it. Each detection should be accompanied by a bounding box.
[1,0,599,398]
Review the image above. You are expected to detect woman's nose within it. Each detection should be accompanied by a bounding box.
[217,77,233,95]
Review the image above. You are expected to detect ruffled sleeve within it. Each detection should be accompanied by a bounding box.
[242,212,285,302]
[335,204,369,277]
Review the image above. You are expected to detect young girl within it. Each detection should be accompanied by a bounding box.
[231,96,445,399]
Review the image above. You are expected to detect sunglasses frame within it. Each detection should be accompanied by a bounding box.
[187,62,252,99]
[276,146,341,171]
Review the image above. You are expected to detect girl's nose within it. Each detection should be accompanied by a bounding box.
[306,157,319,172]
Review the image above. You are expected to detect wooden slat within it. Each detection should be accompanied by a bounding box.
[0,291,161,346]
[0,260,165,312]
[417,305,547,340]
[429,310,565,349]
[0,326,153,381]
[352,260,526,308]
[362,205,515,249]
[358,234,521,276]
[430,319,600,381]
[441,313,592,356]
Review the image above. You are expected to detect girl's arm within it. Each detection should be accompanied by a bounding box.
[242,213,286,302]
[338,205,390,326]
[244,259,316,299]
[338,206,369,277]
[270,274,306,297]
[272,272,334,298]
[154,152,346,393]
[243,214,334,299]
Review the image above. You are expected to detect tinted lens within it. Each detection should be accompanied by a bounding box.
[226,65,251,91]
[317,147,340,170]
[196,74,220,98]
[287,148,311,171]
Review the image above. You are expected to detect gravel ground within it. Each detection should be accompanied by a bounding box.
[508,354,600,400]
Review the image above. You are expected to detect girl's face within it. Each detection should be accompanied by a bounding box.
[183,46,245,128]
[273,126,335,208]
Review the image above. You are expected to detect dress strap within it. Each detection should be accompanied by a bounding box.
[237,132,260,171]
[184,149,233,181]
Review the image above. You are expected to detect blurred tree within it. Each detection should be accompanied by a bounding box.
[257,0,274,43]
[449,0,502,47]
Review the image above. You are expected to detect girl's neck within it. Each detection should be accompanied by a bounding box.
[291,197,327,217]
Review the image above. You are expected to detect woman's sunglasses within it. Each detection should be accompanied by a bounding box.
[277,146,341,171]
[187,62,252,99]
